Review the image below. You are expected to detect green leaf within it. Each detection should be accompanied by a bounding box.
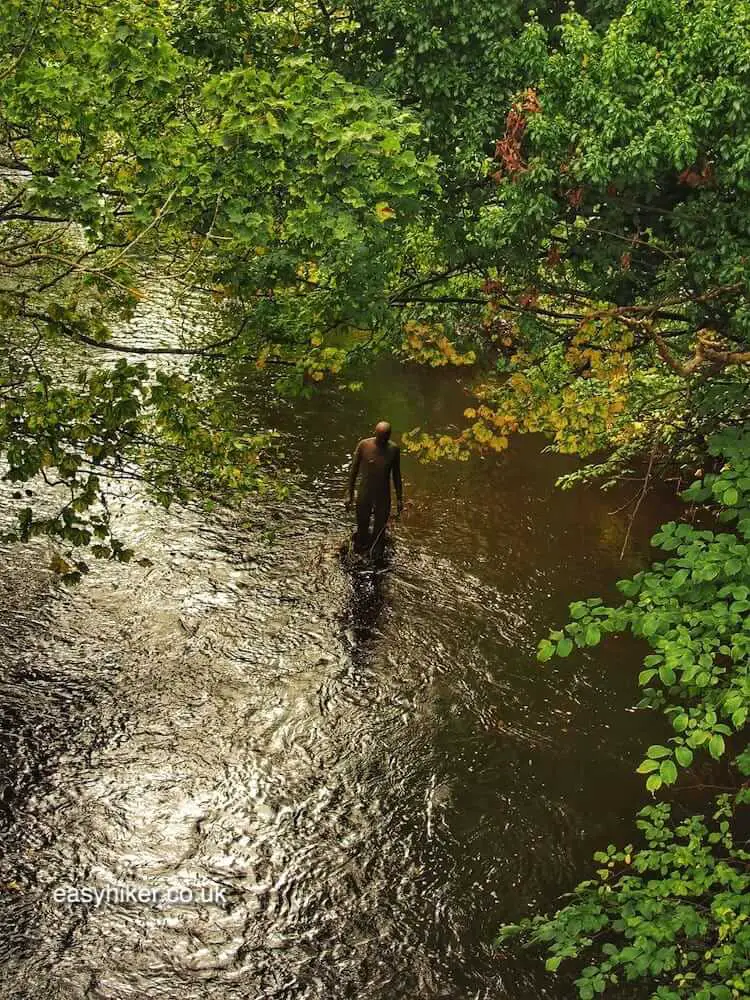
[672,713,689,733]
[670,568,689,588]
[557,637,574,657]
[732,708,747,728]
[688,729,709,747]
[636,759,659,774]
[659,759,678,785]
[659,664,676,686]
[583,624,601,645]
[538,639,555,662]
[646,774,663,793]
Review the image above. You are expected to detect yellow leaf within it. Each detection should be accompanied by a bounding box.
[50,555,73,575]
[375,201,396,222]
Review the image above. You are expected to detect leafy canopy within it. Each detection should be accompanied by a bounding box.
[0,0,435,565]
[401,0,750,480]
[503,429,750,999]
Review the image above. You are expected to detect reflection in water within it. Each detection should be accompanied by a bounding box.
[340,545,391,663]
[0,298,681,999]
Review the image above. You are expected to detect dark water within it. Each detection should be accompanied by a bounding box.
[0,326,678,998]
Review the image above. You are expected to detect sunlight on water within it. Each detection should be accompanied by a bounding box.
[0,292,678,999]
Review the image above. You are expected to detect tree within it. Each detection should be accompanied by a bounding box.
[399,0,750,489]
[0,0,435,570]
[4,0,750,563]
[501,430,750,998]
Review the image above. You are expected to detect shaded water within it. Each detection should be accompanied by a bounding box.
[0,321,678,998]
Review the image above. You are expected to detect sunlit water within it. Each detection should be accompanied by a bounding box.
[0,291,678,999]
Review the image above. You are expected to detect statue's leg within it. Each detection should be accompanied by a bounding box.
[354,493,373,551]
[371,494,391,558]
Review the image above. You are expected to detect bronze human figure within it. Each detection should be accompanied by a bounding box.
[345,421,403,557]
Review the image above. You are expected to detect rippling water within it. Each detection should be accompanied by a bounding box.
[0,294,678,999]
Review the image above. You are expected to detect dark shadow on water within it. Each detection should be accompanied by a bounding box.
[338,534,393,664]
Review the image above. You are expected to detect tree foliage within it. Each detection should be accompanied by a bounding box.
[502,429,750,998]
[401,0,750,481]
[0,0,435,561]
[6,0,750,555]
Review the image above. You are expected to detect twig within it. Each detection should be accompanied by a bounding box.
[620,438,658,559]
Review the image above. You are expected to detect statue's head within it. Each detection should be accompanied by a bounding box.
[374,420,392,445]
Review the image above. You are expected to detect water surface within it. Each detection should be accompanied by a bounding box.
[0,321,677,999]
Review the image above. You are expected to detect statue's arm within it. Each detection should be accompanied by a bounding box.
[392,446,403,509]
[347,441,362,503]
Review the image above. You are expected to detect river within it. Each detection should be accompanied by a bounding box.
[0,307,677,999]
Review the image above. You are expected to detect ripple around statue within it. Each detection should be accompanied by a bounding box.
[337,527,395,571]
